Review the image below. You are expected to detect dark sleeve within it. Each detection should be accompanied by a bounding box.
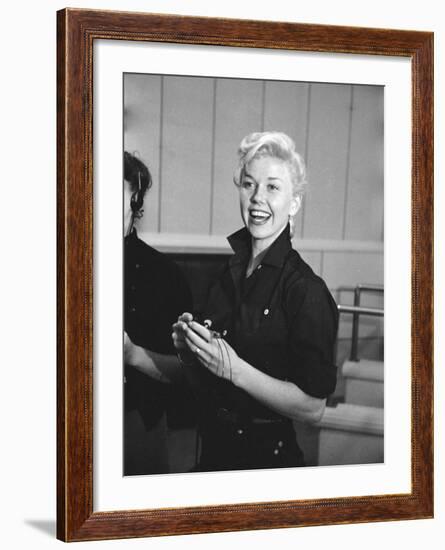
[285,278,338,398]
[170,265,193,322]
[159,264,193,354]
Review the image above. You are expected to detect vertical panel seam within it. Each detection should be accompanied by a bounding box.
[342,85,354,240]
[157,76,164,233]
[301,83,311,238]
[209,78,217,235]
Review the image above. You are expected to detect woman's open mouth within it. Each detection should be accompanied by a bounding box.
[249,209,271,224]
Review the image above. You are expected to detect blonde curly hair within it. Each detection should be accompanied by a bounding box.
[233,131,307,198]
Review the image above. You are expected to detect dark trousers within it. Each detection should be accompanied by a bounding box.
[196,418,305,472]
[124,410,169,475]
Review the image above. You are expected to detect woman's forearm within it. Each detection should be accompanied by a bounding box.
[232,358,326,423]
[127,344,184,384]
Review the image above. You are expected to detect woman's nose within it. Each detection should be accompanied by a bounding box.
[251,185,265,203]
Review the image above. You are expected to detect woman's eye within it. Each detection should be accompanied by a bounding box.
[268,184,279,192]
[242,180,254,189]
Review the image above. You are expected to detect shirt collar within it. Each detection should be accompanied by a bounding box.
[227,224,292,268]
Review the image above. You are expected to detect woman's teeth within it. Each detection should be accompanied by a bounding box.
[250,210,270,220]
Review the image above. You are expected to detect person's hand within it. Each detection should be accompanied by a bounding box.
[184,320,239,382]
[172,312,196,365]
[123,331,135,364]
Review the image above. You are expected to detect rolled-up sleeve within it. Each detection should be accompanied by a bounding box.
[285,278,338,398]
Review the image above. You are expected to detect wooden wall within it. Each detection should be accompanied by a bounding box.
[124,73,384,365]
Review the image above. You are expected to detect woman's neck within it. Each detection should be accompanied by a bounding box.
[246,223,289,277]
[246,245,268,277]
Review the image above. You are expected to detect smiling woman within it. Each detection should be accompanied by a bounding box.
[172,131,338,472]
[236,132,306,273]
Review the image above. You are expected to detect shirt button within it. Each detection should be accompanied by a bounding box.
[257,264,262,270]
[222,329,228,337]
[263,308,269,316]
[135,263,140,269]
[237,429,243,435]
[130,306,136,313]
[278,440,284,448]
[274,449,279,455]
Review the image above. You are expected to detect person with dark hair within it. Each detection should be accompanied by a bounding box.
[172,132,338,472]
[123,151,192,475]
[123,151,153,233]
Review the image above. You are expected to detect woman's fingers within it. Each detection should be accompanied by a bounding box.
[188,321,211,342]
[172,321,190,340]
[172,322,184,335]
[185,335,212,361]
[172,320,193,333]
[180,321,230,377]
[172,332,187,349]
[184,328,211,354]
[178,312,193,323]
[172,319,194,355]
[123,331,134,363]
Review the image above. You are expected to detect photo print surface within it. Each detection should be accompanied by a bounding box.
[122,73,384,476]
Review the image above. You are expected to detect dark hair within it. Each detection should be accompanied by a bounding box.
[124,151,152,218]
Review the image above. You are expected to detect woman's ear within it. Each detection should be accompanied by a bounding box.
[290,196,301,217]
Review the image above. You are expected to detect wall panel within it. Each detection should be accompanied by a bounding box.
[263,81,309,153]
[211,78,263,236]
[123,74,162,232]
[161,76,214,234]
[323,251,383,289]
[344,85,384,240]
[303,84,352,239]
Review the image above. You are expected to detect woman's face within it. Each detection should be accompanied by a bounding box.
[239,156,299,253]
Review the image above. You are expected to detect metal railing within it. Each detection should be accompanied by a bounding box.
[337,284,384,362]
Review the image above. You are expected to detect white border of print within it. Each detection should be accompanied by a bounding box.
[94,40,411,512]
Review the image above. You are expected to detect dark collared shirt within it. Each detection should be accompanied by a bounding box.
[187,224,338,421]
[124,229,193,428]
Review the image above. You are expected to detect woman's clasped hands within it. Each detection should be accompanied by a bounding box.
[172,313,240,382]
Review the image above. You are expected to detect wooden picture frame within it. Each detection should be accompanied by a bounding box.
[57,8,433,542]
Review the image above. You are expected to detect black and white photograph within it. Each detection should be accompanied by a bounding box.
[2,0,439,547]
[122,73,384,476]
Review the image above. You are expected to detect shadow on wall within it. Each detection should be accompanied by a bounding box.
[24,520,56,538]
